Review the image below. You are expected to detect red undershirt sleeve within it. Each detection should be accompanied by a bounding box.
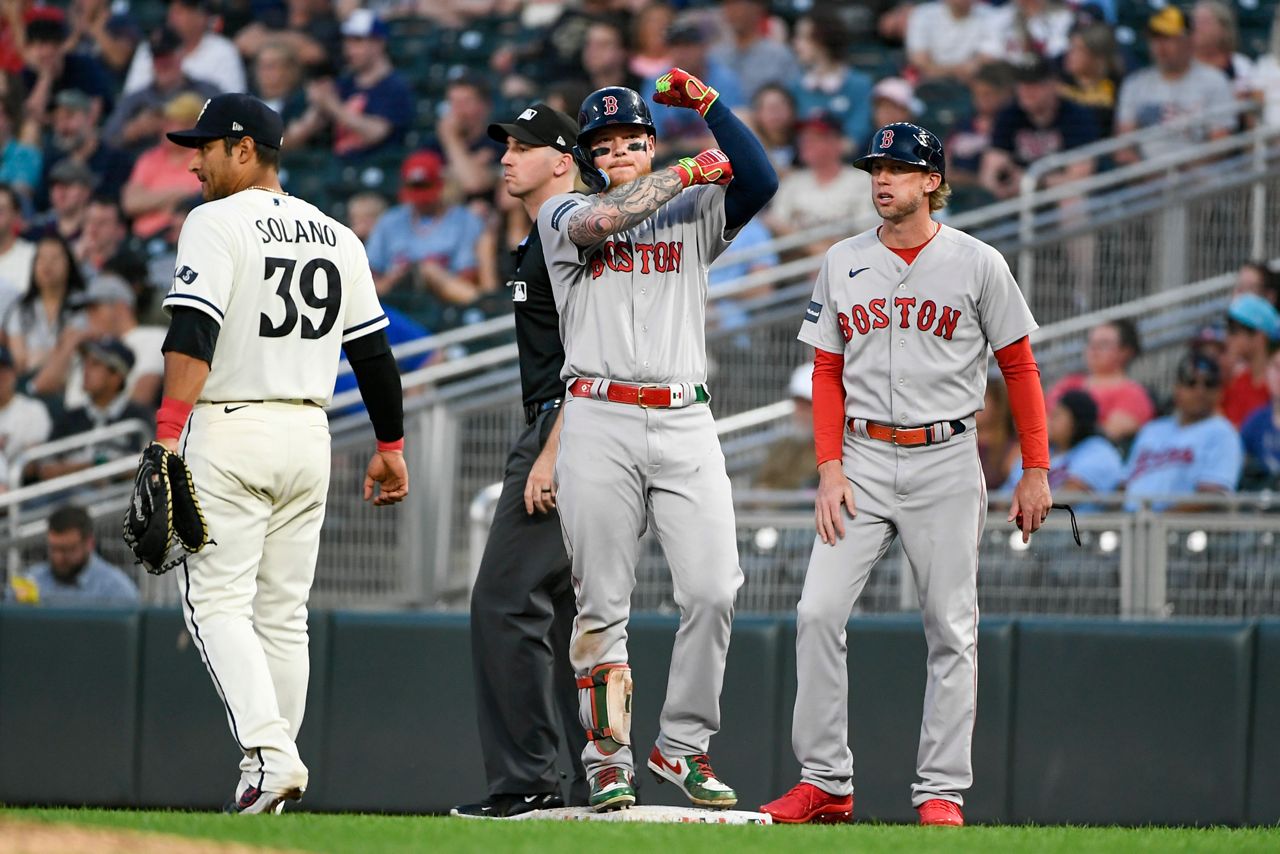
[812,349,846,467]
[994,336,1050,471]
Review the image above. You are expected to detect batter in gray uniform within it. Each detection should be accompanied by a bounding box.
[537,74,776,812]
[761,124,1053,827]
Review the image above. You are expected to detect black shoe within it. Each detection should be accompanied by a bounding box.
[450,791,565,818]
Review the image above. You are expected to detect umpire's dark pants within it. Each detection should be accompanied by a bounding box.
[470,405,587,803]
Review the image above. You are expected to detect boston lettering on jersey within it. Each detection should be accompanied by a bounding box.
[588,239,683,280]
[255,216,338,247]
[836,296,962,341]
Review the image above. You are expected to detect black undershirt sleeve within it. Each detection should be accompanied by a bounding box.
[344,331,404,443]
[161,307,221,365]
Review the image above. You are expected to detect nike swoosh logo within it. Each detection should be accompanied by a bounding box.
[524,795,538,803]
[849,267,870,278]
[224,404,250,413]
[654,755,683,776]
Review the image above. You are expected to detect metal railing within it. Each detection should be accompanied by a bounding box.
[465,490,1279,619]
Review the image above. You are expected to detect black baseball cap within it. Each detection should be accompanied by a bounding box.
[1176,352,1222,387]
[166,93,285,150]
[487,103,579,154]
[81,337,136,376]
[1014,55,1058,84]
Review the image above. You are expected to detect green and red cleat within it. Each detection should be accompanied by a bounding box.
[646,747,738,808]
[589,766,636,812]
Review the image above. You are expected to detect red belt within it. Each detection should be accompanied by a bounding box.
[849,418,967,447]
[569,378,710,409]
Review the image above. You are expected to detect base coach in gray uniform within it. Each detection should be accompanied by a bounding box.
[453,105,588,818]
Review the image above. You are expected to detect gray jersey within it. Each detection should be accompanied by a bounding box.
[799,224,1036,424]
[537,185,734,383]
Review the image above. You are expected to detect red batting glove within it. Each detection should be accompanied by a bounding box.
[653,67,720,118]
[670,149,733,188]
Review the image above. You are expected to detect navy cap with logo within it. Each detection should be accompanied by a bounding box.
[166,93,285,150]
[487,103,579,154]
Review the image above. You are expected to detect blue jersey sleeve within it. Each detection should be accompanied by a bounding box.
[1065,437,1124,493]
[1192,420,1243,491]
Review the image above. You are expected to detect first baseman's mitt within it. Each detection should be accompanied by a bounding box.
[122,442,212,575]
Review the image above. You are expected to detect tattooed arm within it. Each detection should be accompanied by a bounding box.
[565,169,687,248]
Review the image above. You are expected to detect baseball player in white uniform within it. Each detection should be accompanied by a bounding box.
[761,123,1052,826]
[155,94,408,814]
[538,75,776,812]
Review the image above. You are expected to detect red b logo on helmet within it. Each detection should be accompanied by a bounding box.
[603,95,619,115]
[879,129,895,149]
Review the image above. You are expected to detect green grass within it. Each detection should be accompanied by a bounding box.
[5,807,1280,853]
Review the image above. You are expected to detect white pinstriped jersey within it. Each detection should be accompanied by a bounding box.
[799,223,1037,424]
[163,189,388,405]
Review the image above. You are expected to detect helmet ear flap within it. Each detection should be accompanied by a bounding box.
[573,145,610,194]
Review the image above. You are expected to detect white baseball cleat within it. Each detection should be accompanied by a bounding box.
[647,747,738,808]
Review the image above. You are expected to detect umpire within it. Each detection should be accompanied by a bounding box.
[453,104,587,818]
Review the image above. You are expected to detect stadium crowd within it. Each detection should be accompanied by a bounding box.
[1,0,1280,603]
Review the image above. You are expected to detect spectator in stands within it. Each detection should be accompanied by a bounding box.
[1222,293,1280,428]
[1250,8,1280,128]
[33,272,163,410]
[978,378,1020,489]
[63,0,138,81]
[947,61,1016,191]
[1240,347,1280,489]
[290,10,414,163]
[74,196,142,284]
[906,0,1000,83]
[0,184,34,319]
[1047,318,1154,445]
[712,0,800,99]
[1114,7,1234,165]
[629,2,674,81]
[366,150,488,310]
[870,77,924,131]
[986,0,1074,64]
[980,56,1102,200]
[11,505,137,605]
[708,217,780,332]
[1059,22,1124,133]
[0,344,52,484]
[1003,389,1124,502]
[346,190,389,246]
[791,9,873,151]
[121,93,205,241]
[101,27,220,157]
[753,364,819,490]
[582,18,641,93]
[29,159,95,243]
[21,15,116,123]
[765,112,877,257]
[1191,0,1254,97]
[6,232,86,377]
[1123,352,1242,511]
[36,337,150,481]
[644,17,745,160]
[123,0,246,96]
[1234,260,1280,306]
[233,0,340,70]
[436,74,502,201]
[749,83,798,177]
[252,41,310,144]
[40,89,132,205]
[141,195,199,321]
[0,99,42,209]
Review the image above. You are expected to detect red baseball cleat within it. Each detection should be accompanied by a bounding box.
[917,798,964,826]
[760,782,852,824]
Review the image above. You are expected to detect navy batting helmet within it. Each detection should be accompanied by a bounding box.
[573,86,656,194]
[577,86,656,147]
[854,122,946,182]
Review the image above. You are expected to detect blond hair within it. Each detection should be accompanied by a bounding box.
[929,181,952,212]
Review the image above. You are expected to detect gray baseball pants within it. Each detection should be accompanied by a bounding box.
[555,396,743,774]
[792,428,985,807]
